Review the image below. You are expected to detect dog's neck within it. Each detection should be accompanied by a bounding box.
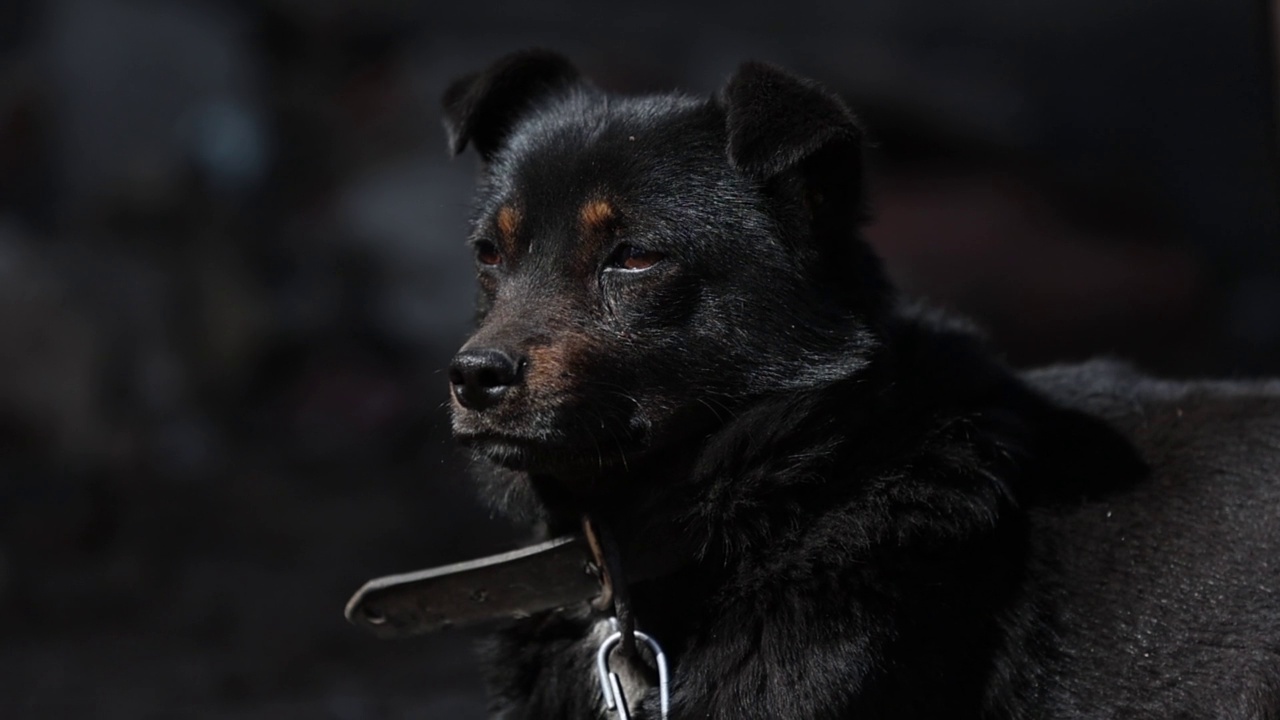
[527,445,707,556]
[523,372,894,572]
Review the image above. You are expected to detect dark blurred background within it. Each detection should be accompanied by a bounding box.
[0,0,1276,717]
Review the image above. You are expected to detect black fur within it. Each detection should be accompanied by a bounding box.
[442,50,1280,719]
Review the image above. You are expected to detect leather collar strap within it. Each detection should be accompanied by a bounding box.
[345,517,685,640]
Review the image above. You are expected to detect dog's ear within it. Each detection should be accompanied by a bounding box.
[442,49,582,160]
[721,62,865,208]
[722,62,888,313]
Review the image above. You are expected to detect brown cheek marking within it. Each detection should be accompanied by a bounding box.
[525,335,588,394]
[496,205,520,251]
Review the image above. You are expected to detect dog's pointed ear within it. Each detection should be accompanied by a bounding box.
[442,49,582,160]
[721,61,864,193]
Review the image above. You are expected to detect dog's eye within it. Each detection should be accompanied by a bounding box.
[474,241,502,266]
[607,244,664,272]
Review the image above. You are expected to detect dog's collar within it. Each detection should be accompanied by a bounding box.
[344,516,687,639]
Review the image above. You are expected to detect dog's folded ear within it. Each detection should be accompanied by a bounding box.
[442,49,582,160]
[721,62,865,203]
[722,62,886,311]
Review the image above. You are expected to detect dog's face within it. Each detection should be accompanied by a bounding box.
[443,51,889,486]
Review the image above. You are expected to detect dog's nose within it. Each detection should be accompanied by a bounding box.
[449,348,522,410]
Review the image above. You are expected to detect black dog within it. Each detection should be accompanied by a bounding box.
[441,49,1280,718]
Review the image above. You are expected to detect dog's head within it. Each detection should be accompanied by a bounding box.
[442,50,890,491]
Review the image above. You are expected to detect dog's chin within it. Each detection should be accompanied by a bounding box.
[466,436,538,472]
[468,435,563,474]
[457,431,636,476]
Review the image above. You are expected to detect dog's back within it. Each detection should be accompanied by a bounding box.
[1019,363,1280,717]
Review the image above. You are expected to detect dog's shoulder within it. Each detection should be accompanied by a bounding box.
[1024,357,1280,411]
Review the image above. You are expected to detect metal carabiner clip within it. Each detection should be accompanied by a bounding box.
[595,618,670,720]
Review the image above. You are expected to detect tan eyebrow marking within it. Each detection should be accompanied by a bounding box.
[496,205,521,246]
[579,199,616,235]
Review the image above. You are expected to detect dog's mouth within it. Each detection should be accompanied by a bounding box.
[451,391,722,477]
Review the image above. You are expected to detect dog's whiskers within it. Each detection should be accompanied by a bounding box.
[601,422,630,473]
